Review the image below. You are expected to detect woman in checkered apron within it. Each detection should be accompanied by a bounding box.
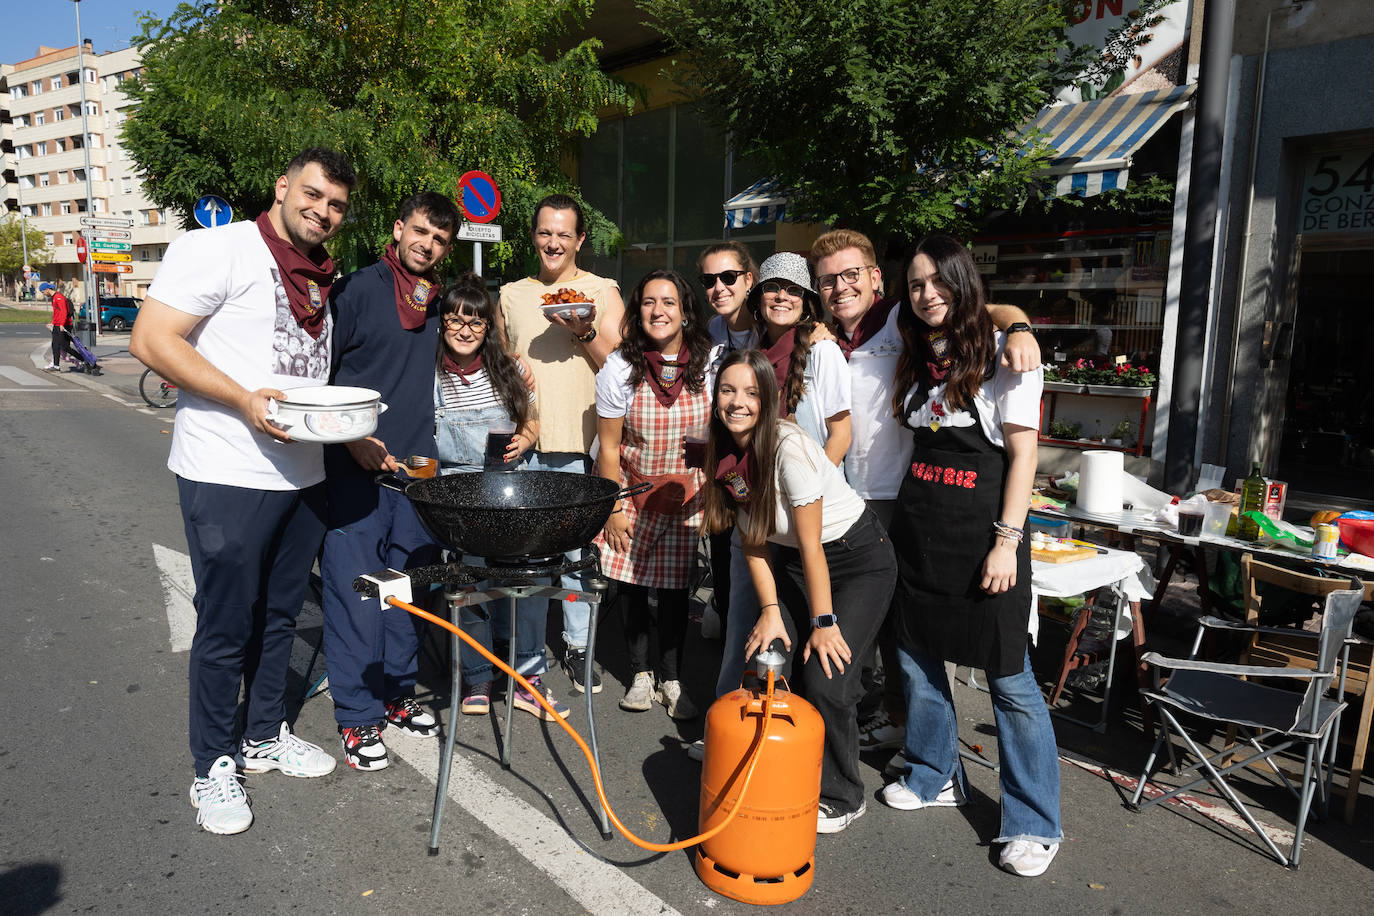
[594,269,724,719]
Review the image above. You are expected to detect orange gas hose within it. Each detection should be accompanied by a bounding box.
[386,596,776,852]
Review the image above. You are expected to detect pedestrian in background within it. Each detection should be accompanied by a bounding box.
[40,281,78,371]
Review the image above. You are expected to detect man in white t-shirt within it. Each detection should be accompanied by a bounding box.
[809,229,1041,756]
[131,148,357,836]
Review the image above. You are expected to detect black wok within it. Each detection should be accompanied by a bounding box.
[378,470,648,562]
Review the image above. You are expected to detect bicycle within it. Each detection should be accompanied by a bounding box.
[139,367,178,408]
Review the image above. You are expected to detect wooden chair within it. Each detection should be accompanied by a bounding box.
[1237,554,1374,823]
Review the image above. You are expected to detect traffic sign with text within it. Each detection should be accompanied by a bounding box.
[92,251,132,263]
[81,216,135,229]
[92,263,133,273]
[91,241,131,251]
[457,222,503,243]
[89,229,131,241]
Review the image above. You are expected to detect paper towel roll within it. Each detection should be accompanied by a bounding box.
[1078,450,1124,515]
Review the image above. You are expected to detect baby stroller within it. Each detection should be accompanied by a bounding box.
[62,326,102,376]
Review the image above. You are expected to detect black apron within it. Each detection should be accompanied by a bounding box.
[890,385,1032,679]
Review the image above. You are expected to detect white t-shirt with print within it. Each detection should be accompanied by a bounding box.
[844,303,912,500]
[900,332,1044,447]
[149,221,332,490]
[738,424,867,549]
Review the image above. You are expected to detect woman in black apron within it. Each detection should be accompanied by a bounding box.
[882,236,1062,878]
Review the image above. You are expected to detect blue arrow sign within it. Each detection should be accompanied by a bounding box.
[194,195,233,229]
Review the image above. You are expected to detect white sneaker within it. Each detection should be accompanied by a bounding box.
[816,800,866,834]
[241,722,336,777]
[656,679,698,719]
[879,777,966,810]
[190,755,253,835]
[858,709,906,750]
[999,839,1060,877]
[620,671,655,711]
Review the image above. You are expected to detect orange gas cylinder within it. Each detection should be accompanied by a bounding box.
[695,660,824,905]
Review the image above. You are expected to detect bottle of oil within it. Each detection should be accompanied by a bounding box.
[1238,462,1265,541]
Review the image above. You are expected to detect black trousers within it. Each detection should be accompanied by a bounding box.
[621,584,689,681]
[51,325,78,366]
[771,509,897,813]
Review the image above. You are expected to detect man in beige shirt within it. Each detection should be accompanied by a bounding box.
[497,194,626,694]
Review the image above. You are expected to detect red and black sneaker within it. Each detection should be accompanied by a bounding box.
[384,696,440,738]
[338,724,388,770]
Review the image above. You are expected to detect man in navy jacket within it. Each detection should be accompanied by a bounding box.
[321,191,458,770]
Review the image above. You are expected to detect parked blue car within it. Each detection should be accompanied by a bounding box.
[99,297,141,331]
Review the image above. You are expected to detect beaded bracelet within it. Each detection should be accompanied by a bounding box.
[992,520,1024,542]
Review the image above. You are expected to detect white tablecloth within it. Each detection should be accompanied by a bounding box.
[1030,547,1155,642]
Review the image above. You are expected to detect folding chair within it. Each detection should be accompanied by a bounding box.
[1128,579,1364,868]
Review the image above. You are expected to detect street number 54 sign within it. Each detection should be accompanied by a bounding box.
[1300,146,1374,234]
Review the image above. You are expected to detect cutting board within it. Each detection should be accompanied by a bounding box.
[1031,546,1098,564]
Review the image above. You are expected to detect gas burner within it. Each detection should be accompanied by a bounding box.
[352,545,602,597]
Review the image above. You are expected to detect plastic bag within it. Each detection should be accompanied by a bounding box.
[1242,511,1314,551]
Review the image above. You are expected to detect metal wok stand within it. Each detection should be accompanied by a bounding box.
[353,548,612,854]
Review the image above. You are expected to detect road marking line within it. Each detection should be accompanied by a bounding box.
[0,365,56,386]
[385,731,682,916]
[153,543,198,652]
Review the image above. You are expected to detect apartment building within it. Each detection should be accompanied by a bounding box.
[1,41,180,301]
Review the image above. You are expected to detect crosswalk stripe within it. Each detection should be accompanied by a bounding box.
[0,365,57,386]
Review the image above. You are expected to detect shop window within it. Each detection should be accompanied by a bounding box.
[622,107,671,244]
[674,105,728,243]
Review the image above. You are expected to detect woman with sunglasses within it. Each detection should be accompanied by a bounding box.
[703,348,896,834]
[882,236,1059,877]
[434,273,569,722]
[595,269,721,718]
[698,242,759,351]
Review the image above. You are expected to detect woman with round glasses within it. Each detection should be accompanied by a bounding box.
[434,273,569,721]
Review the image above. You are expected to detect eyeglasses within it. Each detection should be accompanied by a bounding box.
[760,281,806,299]
[443,316,488,333]
[816,266,875,291]
[699,269,748,288]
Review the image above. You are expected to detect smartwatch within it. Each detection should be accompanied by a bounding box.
[1006,322,1034,336]
[811,614,838,629]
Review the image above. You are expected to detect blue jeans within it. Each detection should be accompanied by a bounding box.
[897,644,1062,845]
[516,450,593,650]
[714,528,759,698]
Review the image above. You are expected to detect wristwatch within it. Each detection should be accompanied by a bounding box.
[1006,322,1034,336]
[811,614,838,629]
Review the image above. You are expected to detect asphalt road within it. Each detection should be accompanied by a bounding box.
[1,323,1370,915]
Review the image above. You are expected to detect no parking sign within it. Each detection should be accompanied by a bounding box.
[457,171,502,224]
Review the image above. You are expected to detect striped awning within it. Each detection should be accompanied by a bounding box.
[1029,85,1195,198]
[723,177,792,229]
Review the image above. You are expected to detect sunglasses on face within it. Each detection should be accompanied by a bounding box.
[761,281,806,299]
[442,316,488,333]
[699,269,748,288]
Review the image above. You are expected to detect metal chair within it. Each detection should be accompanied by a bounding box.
[1128,578,1364,868]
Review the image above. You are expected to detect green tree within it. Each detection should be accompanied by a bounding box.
[123,0,634,276]
[642,0,1165,239]
[0,217,50,283]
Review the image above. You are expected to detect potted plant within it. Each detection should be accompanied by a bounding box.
[1106,418,1133,447]
[1088,363,1156,396]
[1048,418,1081,440]
[1043,364,1083,393]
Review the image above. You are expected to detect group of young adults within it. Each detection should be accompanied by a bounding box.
[133,145,1061,878]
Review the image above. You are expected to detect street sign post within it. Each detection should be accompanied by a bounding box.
[92,263,133,274]
[92,252,132,263]
[456,171,503,277]
[76,236,88,264]
[194,195,233,229]
[91,241,131,252]
[80,216,134,229]
[90,230,131,241]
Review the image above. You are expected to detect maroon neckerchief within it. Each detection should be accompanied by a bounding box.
[644,348,689,408]
[442,352,483,386]
[382,243,437,331]
[254,212,334,340]
[714,443,757,505]
[921,327,953,384]
[763,327,798,417]
[835,296,898,360]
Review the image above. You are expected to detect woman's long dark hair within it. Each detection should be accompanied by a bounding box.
[891,235,995,416]
[746,286,824,416]
[618,268,713,393]
[436,272,530,427]
[702,349,786,547]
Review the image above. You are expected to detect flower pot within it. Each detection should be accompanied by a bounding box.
[1044,380,1085,393]
[1106,438,1123,448]
[1086,384,1152,397]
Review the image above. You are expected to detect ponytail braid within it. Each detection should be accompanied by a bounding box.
[781,320,813,416]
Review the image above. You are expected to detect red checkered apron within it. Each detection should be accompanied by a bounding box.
[594,378,710,588]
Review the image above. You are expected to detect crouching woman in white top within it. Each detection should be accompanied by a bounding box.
[702,348,897,835]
